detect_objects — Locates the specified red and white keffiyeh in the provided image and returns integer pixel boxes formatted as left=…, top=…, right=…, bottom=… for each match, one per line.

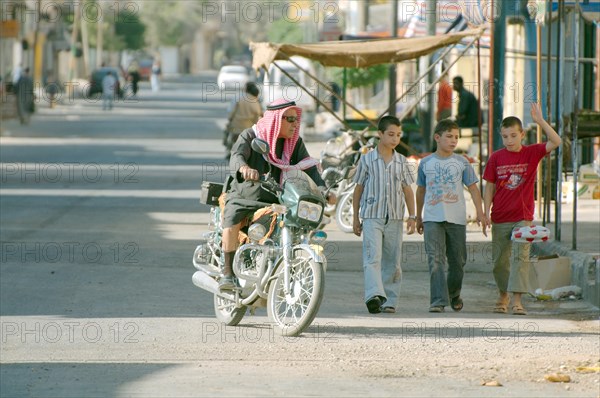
left=254, top=99, right=319, bottom=174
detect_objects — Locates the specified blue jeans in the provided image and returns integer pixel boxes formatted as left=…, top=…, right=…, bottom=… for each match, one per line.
left=423, top=222, right=466, bottom=307
left=362, top=218, right=403, bottom=307
left=103, top=93, right=114, bottom=110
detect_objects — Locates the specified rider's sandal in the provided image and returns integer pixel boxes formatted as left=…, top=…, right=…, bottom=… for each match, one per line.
left=218, top=276, right=236, bottom=292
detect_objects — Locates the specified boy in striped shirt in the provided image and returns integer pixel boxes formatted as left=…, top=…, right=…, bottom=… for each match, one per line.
left=352, top=116, right=416, bottom=314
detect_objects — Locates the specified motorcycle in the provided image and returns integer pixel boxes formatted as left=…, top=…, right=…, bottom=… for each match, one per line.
left=192, top=138, right=337, bottom=336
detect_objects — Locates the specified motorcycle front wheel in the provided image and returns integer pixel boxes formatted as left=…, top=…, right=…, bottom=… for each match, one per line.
left=214, top=294, right=246, bottom=326
left=335, top=192, right=354, bottom=233
left=267, top=248, right=325, bottom=337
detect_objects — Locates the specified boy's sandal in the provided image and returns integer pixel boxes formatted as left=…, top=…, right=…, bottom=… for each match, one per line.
left=450, top=296, right=464, bottom=312
left=493, top=302, right=508, bottom=314
left=429, top=306, right=445, bottom=313
left=512, top=305, right=527, bottom=316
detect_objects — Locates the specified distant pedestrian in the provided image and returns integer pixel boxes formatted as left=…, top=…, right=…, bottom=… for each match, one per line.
left=329, top=82, right=341, bottom=112
left=483, top=103, right=561, bottom=316
left=151, top=60, right=161, bottom=92
left=452, top=76, right=480, bottom=128
left=14, top=67, right=34, bottom=124
left=416, top=119, right=487, bottom=313
left=224, top=82, right=263, bottom=158
left=352, top=115, right=416, bottom=314
left=437, top=73, right=452, bottom=121
left=12, top=63, right=22, bottom=86
left=128, top=61, right=140, bottom=97
left=102, top=71, right=116, bottom=110
left=45, top=69, right=59, bottom=108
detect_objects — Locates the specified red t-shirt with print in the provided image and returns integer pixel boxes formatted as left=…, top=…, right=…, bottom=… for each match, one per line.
left=483, top=143, right=548, bottom=223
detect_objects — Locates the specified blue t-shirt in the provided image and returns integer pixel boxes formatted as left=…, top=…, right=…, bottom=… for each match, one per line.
left=417, top=153, right=478, bottom=225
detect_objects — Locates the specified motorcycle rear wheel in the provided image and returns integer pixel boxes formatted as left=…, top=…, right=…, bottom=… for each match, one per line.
left=214, top=294, right=246, bottom=326
left=335, top=192, right=354, bottom=233
left=267, top=248, right=325, bottom=337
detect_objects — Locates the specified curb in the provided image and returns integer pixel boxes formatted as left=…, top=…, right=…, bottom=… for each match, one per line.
left=533, top=240, right=600, bottom=309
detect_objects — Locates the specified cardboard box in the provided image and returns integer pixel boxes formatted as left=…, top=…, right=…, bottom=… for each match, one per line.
left=578, top=183, right=600, bottom=199
left=529, top=255, right=572, bottom=291
left=561, top=181, right=600, bottom=202
left=579, top=164, right=599, bottom=183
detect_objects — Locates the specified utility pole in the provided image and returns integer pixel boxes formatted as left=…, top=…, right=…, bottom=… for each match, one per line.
left=388, top=0, right=398, bottom=116
left=362, top=0, right=369, bottom=31
left=68, top=1, right=80, bottom=81
left=554, top=0, right=565, bottom=241
left=97, top=0, right=104, bottom=68
left=81, top=10, right=90, bottom=77
left=32, top=0, right=42, bottom=83
left=423, top=0, right=436, bottom=151
left=490, top=0, right=507, bottom=153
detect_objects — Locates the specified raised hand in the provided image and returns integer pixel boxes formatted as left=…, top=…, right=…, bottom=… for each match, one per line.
left=530, top=102, right=544, bottom=125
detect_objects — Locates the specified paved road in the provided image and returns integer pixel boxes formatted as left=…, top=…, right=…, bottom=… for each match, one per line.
left=1, top=75, right=598, bottom=397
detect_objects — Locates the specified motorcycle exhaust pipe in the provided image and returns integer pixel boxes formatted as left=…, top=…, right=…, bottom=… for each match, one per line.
left=192, top=271, right=236, bottom=301
left=192, top=271, right=220, bottom=295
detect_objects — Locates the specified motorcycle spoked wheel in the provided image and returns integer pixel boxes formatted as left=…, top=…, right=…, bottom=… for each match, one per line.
left=267, top=248, right=325, bottom=337
left=335, top=192, right=354, bottom=233
left=213, top=294, right=247, bottom=326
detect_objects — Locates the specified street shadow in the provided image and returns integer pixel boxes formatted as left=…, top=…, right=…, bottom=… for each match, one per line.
left=0, top=363, right=178, bottom=397
left=299, top=323, right=600, bottom=341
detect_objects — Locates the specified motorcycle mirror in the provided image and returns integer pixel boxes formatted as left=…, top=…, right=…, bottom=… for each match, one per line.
left=251, top=138, right=270, bottom=155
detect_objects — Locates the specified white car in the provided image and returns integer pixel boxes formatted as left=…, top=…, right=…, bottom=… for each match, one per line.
left=217, top=65, right=249, bottom=90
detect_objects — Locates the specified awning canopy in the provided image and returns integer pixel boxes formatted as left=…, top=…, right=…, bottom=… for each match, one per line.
left=250, top=28, right=484, bottom=71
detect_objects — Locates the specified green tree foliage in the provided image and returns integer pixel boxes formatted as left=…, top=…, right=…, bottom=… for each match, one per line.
left=139, top=2, right=204, bottom=48
left=115, top=13, right=145, bottom=50
left=81, top=0, right=145, bottom=51
left=331, top=64, right=389, bottom=89
left=267, top=18, right=304, bottom=44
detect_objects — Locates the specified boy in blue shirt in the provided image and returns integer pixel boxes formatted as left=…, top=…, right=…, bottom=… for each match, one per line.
left=352, top=116, right=416, bottom=314
left=416, top=119, right=488, bottom=312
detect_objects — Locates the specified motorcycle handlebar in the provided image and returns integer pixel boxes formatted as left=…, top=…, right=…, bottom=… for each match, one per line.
left=258, top=174, right=283, bottom=194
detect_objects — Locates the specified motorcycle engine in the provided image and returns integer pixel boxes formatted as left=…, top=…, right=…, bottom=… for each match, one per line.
left=236, top=248, right=264, bottom=283
left=194, top=243, right=210, bottom=264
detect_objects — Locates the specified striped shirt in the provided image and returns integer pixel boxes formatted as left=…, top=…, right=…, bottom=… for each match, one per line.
left=353, top=148, right=415, bottom=220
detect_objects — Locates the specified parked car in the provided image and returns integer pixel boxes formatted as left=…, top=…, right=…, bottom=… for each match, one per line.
left=137, top=59, right=153, bottom=81
left=87, top=67, right=125, bottom=98
left=217, top=65, right=249, bottom=90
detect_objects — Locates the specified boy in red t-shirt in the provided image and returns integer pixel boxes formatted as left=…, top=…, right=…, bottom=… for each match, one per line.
left=483, top=103, right=561, bottom=315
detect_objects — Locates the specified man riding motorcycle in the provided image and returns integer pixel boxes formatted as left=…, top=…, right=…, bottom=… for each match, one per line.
left=220, top=98, right=336, bottom=291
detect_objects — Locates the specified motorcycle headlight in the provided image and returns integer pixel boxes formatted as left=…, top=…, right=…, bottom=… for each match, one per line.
left=298, top=200, right=323, bottom=223
left=248, top=223, right=266, bottom=242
